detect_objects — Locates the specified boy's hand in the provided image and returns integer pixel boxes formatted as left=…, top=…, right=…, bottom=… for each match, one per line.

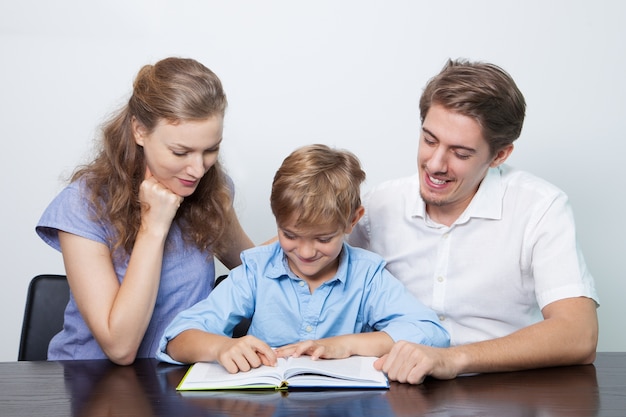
left=216, top=335, right=277, bottom=373
left=275, top=339, right=350, bottom=360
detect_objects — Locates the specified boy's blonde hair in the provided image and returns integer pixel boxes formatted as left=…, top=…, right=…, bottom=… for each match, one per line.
left=271, top=144, right=366, bottom=230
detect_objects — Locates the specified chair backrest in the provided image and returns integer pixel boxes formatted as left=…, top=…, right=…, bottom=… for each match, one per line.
left=18, top=274, right=70, bottom=361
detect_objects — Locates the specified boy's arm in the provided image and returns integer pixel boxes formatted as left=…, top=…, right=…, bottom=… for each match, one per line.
left=167, top=329, right=277, bottom=373
left=274, top=331, right=394, bottom=360
left=364, top=267, right=450, bottom=348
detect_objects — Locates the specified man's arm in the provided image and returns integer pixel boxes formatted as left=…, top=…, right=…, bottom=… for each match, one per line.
left=375, top=296, right=598, bottom=384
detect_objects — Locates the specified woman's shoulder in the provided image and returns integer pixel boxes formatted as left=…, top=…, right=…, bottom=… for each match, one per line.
left=344, top=242, right=385, bottom=262
left=42, top=178, right=87, bottom=209
left=36, top=178, right=112, bottom=250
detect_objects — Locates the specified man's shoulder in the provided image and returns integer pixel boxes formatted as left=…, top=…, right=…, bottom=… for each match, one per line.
left=342, top=243, right=387, bottom=277
left=363, top=174, right=419, bottom=207
left=367, top=173, right=419, bottom=194
left=499, top=165, right=566, bottom=199
left=344, top=243, right=385, bottom=262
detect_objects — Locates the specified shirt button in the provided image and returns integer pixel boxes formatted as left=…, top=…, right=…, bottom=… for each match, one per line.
left=437, top=276, right=444, bottom=283
left=299, top=281, right=305, bottom=287
left=442, top=233, right=449, bottom=239
left=438, top=315, right=446, bottom=321
left=305, top=325, right=313, bottom=332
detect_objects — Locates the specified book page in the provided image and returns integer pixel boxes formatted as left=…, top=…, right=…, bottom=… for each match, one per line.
left=178, top=359, right=289, bottom=390
left=177, top=356, right=388, bottom=390
left=283, top=356, right=388, bottom=387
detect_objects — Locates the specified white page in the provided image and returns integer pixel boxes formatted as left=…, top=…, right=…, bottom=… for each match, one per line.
left=283, top=356, right=387, bottom=386
left=179, top=356, right=388, bottom=390
left=179, top=359, right=288, bottom=390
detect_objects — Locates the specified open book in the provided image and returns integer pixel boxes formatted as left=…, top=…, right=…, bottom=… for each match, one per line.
left=177, top=355, right=388, bottom=391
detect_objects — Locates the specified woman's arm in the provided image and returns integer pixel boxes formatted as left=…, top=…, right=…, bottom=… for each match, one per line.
left=60, top=174, right=183, bottom=365
left=215, top=211, right=254, bottom=270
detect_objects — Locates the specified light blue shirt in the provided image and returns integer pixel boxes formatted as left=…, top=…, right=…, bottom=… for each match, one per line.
left=157, top=242, right=449, bottom=364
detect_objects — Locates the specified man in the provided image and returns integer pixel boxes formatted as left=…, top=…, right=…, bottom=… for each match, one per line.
left=348, top=59, right=599, bottom=384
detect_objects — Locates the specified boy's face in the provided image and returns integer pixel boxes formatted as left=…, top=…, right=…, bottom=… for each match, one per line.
left=278, top=218, right=348, bottom=289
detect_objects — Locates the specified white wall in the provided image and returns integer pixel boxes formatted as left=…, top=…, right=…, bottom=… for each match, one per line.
left=1, top=0, right=623, bottom=361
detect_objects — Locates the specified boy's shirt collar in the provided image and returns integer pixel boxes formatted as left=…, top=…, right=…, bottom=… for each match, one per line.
left=264, top=242, right=349, bottom=286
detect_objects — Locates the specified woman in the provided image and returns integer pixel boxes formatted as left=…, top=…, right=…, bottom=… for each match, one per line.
left=36, top=57, right=254, bottom=365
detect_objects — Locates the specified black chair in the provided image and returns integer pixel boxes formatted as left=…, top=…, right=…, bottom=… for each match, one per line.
left=18, top=274, right=70, bottom=361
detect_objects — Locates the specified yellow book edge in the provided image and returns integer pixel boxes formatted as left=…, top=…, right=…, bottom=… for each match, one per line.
left=176, top=365, right=290, bottom=391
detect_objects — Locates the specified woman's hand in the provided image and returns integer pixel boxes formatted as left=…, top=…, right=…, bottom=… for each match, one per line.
left=139, top=167, right=183, bottom=236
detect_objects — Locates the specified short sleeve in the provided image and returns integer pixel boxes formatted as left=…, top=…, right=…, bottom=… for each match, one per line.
left=36, top=180, right=114, bottom=252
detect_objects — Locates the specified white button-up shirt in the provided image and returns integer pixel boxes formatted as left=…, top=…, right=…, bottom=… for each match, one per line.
left=348, top=165, right=598, bottom=346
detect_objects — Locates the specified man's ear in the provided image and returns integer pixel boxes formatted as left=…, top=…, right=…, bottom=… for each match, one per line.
left=131, top=117, right=147, bottom=146
left=345, top=206, right=365, bottom=233
left=490, top=144, right=514, bottom=168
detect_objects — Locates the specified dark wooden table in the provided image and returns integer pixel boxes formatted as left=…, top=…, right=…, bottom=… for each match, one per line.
left=0, top=352, right=624, bottom=416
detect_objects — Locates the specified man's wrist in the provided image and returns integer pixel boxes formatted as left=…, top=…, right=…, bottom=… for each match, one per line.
left=447, top=345, right=471, bottom=377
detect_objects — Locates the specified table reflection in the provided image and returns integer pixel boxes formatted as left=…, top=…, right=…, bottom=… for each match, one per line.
left=60, top=360, right=599, bottom=417
left=62, top=360, right=158, bottom=417
left=387, top=365, right=599, bottom=417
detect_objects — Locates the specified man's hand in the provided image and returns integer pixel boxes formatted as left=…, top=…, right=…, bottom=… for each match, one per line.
left=374, top=341, right=460, bottom=384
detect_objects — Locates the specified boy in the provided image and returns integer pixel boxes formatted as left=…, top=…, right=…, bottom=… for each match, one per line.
left=157, top=144, right=449, bottom=372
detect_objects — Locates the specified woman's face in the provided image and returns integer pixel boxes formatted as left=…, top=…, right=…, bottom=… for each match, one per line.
left=133, top=115, right=224, bottom=197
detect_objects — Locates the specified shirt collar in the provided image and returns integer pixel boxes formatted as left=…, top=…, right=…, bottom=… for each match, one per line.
left=411, top=166, right=505, bottom=225
left=265, top=242, right=349, bottom=285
